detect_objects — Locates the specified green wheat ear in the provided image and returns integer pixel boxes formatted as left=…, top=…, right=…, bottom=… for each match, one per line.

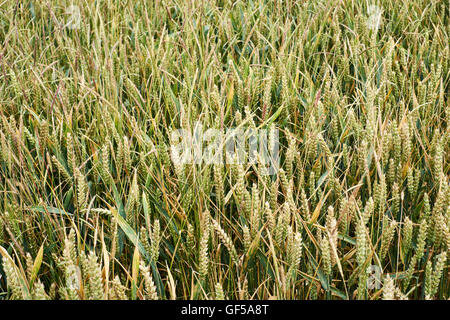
left=140, top=261, right=158, bottom=300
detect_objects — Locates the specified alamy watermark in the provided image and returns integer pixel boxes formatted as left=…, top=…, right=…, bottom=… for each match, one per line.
left=65, top=4, right=81, bottom=30
left=367, top=265, right=382, bottom=290
left=169, top=122, right=280, bottom=175
left=366, top=5, right=383, bottom=33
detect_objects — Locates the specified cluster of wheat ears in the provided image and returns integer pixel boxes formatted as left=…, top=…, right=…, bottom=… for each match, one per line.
left=0, top=0, right=448, bottom=300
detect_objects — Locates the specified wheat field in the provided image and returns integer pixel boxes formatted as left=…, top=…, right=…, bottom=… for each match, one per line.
left=0, top=0, right=448, bottom=300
